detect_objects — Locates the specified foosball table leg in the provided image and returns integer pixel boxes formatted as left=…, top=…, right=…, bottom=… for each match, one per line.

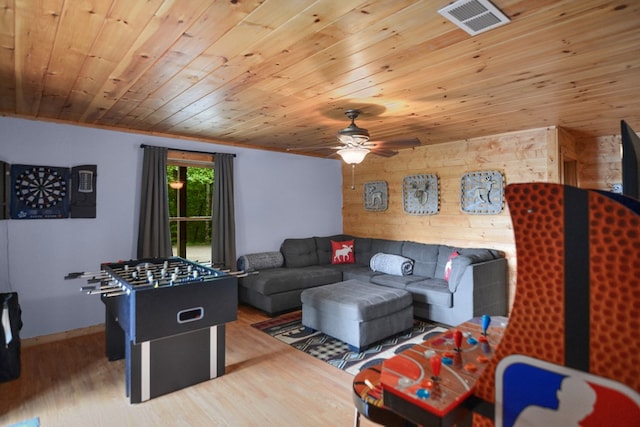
left=105, top=307, right=125, bottom=361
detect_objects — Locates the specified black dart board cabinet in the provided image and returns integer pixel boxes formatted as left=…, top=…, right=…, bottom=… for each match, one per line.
left=8, top=163, right=97, bottom=219
left=10, top=164, right=70, bottom=219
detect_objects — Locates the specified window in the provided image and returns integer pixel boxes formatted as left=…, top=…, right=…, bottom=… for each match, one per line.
left=167, top=151, right=214, bottom=263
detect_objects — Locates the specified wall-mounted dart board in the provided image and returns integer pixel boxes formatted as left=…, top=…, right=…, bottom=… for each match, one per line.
left=11, top=164, right=70, bottom=219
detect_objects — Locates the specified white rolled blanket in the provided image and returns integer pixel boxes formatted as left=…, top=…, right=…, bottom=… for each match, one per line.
left=370, top=252, right=414, bottom=276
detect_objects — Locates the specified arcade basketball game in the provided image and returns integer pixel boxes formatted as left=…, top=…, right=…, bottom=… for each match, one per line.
left=360, top=183, right=639, bottom=426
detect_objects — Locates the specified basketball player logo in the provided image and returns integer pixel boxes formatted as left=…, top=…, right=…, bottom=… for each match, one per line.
left=513, top=376, right=596, bottom=426
left=495, top=355, right=640, bottom=427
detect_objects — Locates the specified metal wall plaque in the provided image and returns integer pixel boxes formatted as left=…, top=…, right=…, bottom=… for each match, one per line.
left=460, top=170, right=504, bottom=214
left=363, top=181, right=388, bottom=211
left=402, top=174, right=439, bottom=215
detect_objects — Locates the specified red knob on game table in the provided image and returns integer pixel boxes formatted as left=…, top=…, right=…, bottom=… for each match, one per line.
left=454, top=329, right=463, bottom=351
left=430, top=354, right=442, bottom=380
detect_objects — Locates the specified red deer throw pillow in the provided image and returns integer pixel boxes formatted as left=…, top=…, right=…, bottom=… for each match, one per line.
left=331, top=240, right=355, bottom=264
left=444, top=251, right=460, bottom=281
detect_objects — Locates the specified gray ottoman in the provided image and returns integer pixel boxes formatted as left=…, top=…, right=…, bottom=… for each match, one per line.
left=300, top=279, right=413, bottom=351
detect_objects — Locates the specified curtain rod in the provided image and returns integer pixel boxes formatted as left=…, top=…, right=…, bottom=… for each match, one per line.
left=140, top=144, right=236, bottom=157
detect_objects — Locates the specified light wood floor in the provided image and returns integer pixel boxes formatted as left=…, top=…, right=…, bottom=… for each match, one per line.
left=0, top=305, right=379, bottom=427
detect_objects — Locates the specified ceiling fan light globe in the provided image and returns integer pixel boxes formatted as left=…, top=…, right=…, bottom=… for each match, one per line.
left=337, top=147, right=369, bottom=164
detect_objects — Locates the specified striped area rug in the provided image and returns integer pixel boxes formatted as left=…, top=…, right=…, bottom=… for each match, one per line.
left=252, top=311, right=446, bottom=375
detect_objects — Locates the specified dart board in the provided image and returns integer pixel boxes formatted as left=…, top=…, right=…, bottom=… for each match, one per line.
left=11, top=164, right=70, bottom=219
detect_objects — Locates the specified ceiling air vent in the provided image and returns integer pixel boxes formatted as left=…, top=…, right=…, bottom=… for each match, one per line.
left=438, top=0, right=510, bottom=36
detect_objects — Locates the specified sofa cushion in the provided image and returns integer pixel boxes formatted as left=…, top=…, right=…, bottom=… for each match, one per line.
left=406, top=279, right=453, bottom=307
left=240, top=266, right=342, bottom=296
left=401, top=241, right=439, bottom=278
left=300, top=279, right=412, bottom=322
left=237, top=251, right=284, bottom=271
left=331, top=240, right=355, bottom=264
left=342, top=265, right=383, bottom=282
left=459, top=248, right=501, bottom=260
left=370, top=273, right=424, bottom=289
left=315, top=234, right=351, bottom=264
left=447, top=248, right=500, bottom=292
left=370, top=238, right=404, bottom=256
left=281, top=237, right=318, bottom=267
left=370, top=253, right=414, bottom=276
left=353, top=237, right=373, bottom=265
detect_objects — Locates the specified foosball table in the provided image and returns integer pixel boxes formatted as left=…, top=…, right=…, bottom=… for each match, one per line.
left=68, top=257, right=237, bottom=403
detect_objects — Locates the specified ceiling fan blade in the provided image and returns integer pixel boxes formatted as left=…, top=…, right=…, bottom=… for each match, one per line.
left=368, top=137, right=421, bottom=149
left=369, top=148, right=399, bottom=158
left=286, top=145, right=343, bottom=151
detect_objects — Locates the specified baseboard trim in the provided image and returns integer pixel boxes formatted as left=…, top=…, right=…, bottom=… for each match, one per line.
left=22, top=324, right=105, bottom=348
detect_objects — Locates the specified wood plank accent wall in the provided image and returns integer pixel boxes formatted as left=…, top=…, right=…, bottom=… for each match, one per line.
left=342, top=126, right=625, bottom=311
left=342, top=127, right=569, bottom=311
left=577, top=134, right=622, bottom=191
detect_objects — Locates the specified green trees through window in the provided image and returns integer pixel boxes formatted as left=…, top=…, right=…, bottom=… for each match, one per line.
left=167, top=164, right=214, bottom=262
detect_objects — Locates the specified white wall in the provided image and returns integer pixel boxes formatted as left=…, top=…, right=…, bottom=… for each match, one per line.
left=0, top=116, right=343, bottom=338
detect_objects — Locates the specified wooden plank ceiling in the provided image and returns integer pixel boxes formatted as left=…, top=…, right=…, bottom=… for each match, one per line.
left=1, top=0, right=639, bottom=157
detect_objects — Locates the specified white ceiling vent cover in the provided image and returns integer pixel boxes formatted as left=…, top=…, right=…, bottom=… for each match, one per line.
left=439, top=0, right=510, bottom=36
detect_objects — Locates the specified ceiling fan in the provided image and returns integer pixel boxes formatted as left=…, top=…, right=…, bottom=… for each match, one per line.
left=287, top=109, right=420, bottom=164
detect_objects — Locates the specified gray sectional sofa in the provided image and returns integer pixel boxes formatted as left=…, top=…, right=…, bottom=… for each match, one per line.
left=237, top=234, right=507, bottom=326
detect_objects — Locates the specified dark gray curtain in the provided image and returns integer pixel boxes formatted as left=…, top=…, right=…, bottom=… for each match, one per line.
left=211, top=154, right=236, bottom=269
left=137, top=146, right=172, bottom=259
